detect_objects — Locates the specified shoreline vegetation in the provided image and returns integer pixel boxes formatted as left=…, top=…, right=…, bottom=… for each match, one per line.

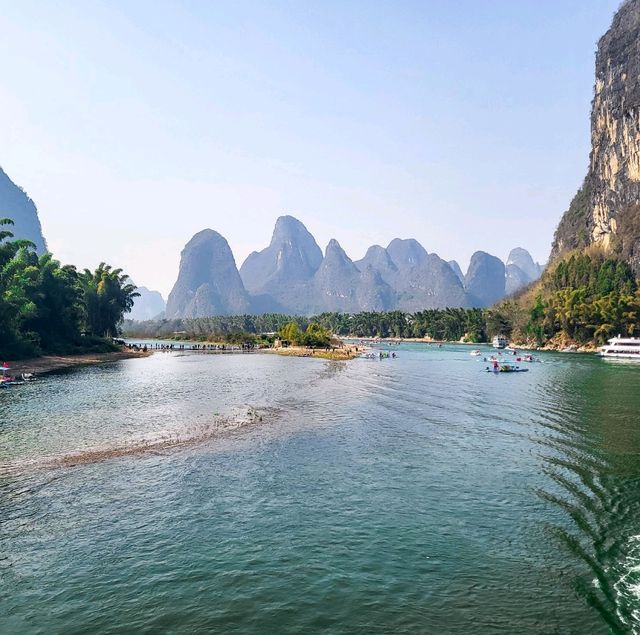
left=1, top=217, right=140, bottom=360
left=121, top=248, right=640, bottom=354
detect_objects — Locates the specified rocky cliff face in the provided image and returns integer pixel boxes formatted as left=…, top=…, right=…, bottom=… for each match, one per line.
left=129, top=287, right=166, bottom=321
left=239, top=215, right=323, bottom=312
left=240, top=216, right=322, bottom=292
left=0, top=167, right=47, bottom=253
left=551, top=0, right=640, bottom=271
left=312, top=239, right=392, bottom=313
left=386, top=238, right=428, bottom=269
left=395, top=253, right=470, bottom=310
left=448, top=260, right=465, bottom=284
left=464, top=251, right=506, bottom=307
left=166, top=229, right=251, bottom=318
left=507, top=247, right=541, bottom=281
left=354, top=245, right=398, bottom=280
left=504, top=247, right=542, bottom=295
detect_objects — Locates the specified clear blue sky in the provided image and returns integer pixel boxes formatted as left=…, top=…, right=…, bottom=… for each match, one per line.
left=0, top=0, right=621, bottom=296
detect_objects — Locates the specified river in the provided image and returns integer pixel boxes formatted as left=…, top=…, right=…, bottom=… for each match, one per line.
left=1, top=343, right=639, bottom=633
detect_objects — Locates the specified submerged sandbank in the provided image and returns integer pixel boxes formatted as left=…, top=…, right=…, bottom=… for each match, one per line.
left=7, top=348, right=152, bottom=376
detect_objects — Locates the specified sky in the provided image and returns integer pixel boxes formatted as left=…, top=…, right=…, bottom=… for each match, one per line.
left=0, top=0, right=622, bottom=297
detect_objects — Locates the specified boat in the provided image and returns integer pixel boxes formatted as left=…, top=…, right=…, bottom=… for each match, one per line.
left=486, top=364, right=528, bottom=373
left=0, top=379, right=24, bottom=386
left=599, top=335, right=640, bottom=359
left=492, top=335, right=508, bottom=349
left=470, top=349, right=482, bottom=356
left=0, top=363, right=15, bottom=386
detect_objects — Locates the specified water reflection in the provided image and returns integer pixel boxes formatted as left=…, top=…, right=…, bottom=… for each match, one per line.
left=1, top=345, right=640, bottom=633
left=533, top=359, right=640, bottom=632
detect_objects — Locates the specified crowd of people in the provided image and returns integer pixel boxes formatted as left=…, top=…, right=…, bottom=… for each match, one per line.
left=124, top=342, right=257, bottom=353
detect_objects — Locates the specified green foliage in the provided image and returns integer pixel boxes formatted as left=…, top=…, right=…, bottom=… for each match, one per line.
left=302, top=322, right=332, bottom=347
left=552, top=182, right=591, bottom=255
left=79, top=263, right=139, bottom=337
left=0, top=218, right=138, bottom=358
left=124, top=308, right=490, bottom=343
left=526, top=252, right=640, bottom=344
left=278, top=321, right=304, bottom=346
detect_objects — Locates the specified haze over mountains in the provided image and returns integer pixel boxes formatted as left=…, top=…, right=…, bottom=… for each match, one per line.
left=128, top=287, right=166, bottom=321
left=0, top=166, right=542, bottom=320
left=165, top=216, right=542, bottom=318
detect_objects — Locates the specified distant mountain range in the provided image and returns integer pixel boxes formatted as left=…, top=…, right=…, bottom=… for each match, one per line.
left=0, top=167, right=542, bottom=319
left=166, top=216, right=543, bottom=318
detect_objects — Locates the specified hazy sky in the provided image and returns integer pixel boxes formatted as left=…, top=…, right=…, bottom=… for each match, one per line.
left=0, top=0, right=621, bottom=296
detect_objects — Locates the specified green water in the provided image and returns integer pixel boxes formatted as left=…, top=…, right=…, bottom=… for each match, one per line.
left=1, top=344, right=640, bottom=633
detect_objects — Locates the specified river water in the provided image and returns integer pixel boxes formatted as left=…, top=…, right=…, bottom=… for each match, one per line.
left=1, top=344, right=640, bottom=633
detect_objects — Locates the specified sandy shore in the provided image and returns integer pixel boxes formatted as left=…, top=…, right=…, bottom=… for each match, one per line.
left=7, top=348, right=152, bottom=376
left=267, top=344, right=362, bottom=361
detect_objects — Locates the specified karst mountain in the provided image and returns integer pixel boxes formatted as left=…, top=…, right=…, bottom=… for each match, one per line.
left=165, top=216, right=541, bottom=317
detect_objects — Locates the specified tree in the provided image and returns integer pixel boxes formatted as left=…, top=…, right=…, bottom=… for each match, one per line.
left=303, top=322, right=331, bottom=347
left=278, top=321, right=303, bottom=346
left=79, top=263, right=139, bottom=337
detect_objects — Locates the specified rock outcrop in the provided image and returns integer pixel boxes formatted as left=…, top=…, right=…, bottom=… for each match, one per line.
left=505, top=264, right=531, bottom=296
left=240, top=215, right=322, bottom=292
left=506, top=247, right=541, bottom=281
left=504, top=247, right=542, bottom=295
left=448, top=260, right=465, bottom=284
left=312, top=239, right=392, bottom=313
left=0, top=167, right=47, bottom=253
left=386, top=238, right=428, bottom=269
left=551, top=0, right=640, bottom=272
left=394, top=253, right=470, bottom=310
left=166, top=229, right=251, bottom=318
left=128, top=287, right=166, bottom=321
left=464, top=251, right=506, bottom=307
left=356, top=240, right=470, bottom=309
left=354, top=244, right=398, bottom=280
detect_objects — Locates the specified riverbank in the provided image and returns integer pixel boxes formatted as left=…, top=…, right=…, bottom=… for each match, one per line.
left=7, top=348, right=152, bottom=376
left=351, top=335, right=599, bottom=353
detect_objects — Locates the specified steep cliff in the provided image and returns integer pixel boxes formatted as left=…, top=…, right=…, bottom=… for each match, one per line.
left=464, top=251, right=506, bottom=307
left=166, top=229, right=251, bottom=318
left=312, top=239, right=392, bottom=313
left=506, top=248, right=541, bottom=281
left=395, top=253, right=470, bottom=310
left=240, top=216, right=322, bottom=293
left=551, top=0, right=640, bottom=271
left=129, top=287, right=166, bottom=321
left=0, top=167, right=47, bottom=253
left=448, top=260, right=465, bottom=284
left=386, top=238, right=428, bottom=269
left=354, top=245, right=398, bottom=280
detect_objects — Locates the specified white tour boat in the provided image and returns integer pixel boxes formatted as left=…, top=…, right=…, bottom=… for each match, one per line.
left=600, top=335, right=640, bottom=359
left=492, top=335, right=508, bottom=349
